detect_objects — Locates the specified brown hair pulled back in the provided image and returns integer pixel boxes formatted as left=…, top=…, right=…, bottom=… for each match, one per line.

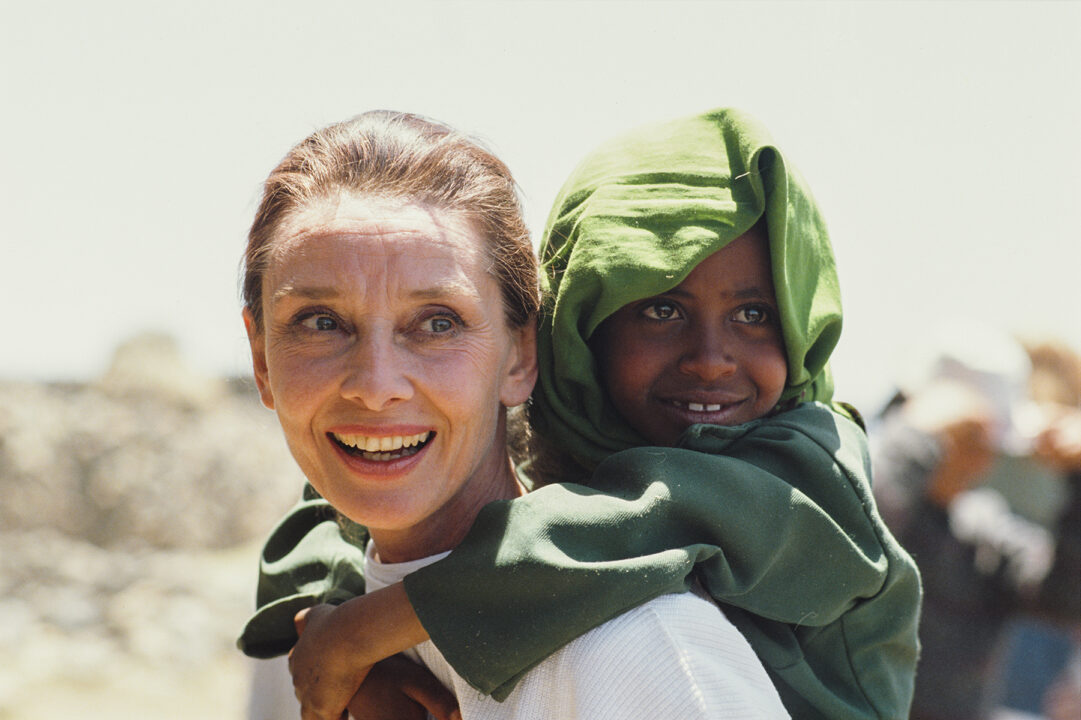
left=242, top=110, right=539, bottom=332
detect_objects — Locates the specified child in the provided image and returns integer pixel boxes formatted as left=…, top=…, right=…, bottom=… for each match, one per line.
left=240, top=107, right=922, bottom=719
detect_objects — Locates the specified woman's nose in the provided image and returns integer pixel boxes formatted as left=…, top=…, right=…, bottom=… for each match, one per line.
left=677, top=327, right=738, bottom=381
left=339, top=332, right=414, bottom=410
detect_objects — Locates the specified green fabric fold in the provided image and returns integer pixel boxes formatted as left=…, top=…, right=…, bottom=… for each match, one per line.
left=237, top=487, right=368, bottom=658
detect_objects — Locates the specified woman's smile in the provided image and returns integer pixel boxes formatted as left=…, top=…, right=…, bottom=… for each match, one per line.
left=329, top=429, right=433, bottom=460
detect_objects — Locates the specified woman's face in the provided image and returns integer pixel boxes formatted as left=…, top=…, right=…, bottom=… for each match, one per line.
left=245, top=193, right=536, bottom=561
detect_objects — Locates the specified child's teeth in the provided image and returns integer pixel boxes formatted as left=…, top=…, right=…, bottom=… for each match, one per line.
left=688, top=403, right=723, bottom=412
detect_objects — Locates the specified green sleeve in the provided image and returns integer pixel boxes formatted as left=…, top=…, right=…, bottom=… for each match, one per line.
left=236, top=483, right=369, bottom=658
left=403, top=404, right=917, bottom=712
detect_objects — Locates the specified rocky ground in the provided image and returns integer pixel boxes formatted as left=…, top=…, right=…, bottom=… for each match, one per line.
left=0, top=335, right=306, bottom=719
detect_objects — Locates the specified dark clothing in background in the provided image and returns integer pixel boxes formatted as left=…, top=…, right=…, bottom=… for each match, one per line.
left=872, top=416, right=1081, bottom=720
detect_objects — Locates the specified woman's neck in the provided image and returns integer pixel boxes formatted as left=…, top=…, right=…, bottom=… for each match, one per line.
left=368, top=453, right=525, bottom=564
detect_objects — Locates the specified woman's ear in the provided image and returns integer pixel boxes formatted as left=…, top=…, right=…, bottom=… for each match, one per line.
left=243, top=308, right=275, bottom=410
left=500, top=320, right=539, bottom=408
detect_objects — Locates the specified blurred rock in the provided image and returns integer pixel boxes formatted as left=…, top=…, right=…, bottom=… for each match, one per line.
left=97, top=332, right=228, bottom=409
left=0, top=528, right=258, bottom=717
left=0, top=336, right=304, bottom=550
left=0, top=333, right=308, bottom=718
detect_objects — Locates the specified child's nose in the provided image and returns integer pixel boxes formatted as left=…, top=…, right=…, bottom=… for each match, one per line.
left=677, top=327, right=738, bottom=381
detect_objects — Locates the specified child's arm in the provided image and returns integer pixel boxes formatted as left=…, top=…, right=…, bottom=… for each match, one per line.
left=289, top=584, right=430, bottom=720
left=237, top=489, right=454, bottom=719
left=238, top=484, right=369, bottom=659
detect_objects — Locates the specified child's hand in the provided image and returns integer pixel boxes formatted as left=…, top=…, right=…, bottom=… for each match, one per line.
left=290, top=603, right=371, bottom=720
left=287, top=584, right=431, bottom=720
left=347, top=655, right=461, bottom=720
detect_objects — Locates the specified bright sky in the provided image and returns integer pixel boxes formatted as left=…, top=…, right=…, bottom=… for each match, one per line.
left=4, top=0, right=1079, bottom=410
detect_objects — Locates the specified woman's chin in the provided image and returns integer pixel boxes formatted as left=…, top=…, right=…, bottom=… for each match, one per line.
left=327, top=491, right=433, bottom=534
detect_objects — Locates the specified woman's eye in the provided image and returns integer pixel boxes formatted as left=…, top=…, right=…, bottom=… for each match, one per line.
left=300, top=314, right=339, bottom=332
left=429, top=317, right=453, bottom=333
left=641, top=302, right=682, bottom=321
left=421, top=314, right=460, bottom=334
left=734, top=306, right=771, bottom=325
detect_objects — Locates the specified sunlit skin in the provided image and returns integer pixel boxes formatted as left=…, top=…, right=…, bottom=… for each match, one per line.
left=593, top=227, right=788, bottom=446
left=244, top=193, right=537, bottom=565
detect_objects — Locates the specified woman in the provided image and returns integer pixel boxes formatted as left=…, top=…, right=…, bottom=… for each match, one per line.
left=241, top=111, right=787, bottom=719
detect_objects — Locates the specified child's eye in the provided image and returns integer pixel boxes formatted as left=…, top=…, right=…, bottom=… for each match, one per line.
left=300, top=313, right=340, bottom=332
left=733, top=305, right=772, bottom=325
left=641, top=301, right=682, bottom=321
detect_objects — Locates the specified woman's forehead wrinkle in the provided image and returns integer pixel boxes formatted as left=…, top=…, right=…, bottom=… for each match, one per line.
left=285, top=207, right=478, bottom=257
left=270, top=284, right=339, bottom=303
left=262, top=194, right=491, bottom=316
left=407, top=279, right=482, bottom=302
left=267, top=236, right=486, bottom=310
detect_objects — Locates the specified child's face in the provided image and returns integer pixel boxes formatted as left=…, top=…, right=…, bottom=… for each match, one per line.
left=593, top=228, right=788, bottom=445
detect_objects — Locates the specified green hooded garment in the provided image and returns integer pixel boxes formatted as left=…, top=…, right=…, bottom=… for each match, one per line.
left=529, top=107, right=841, bottom=467
left=238, top=108, right=921, bottom=719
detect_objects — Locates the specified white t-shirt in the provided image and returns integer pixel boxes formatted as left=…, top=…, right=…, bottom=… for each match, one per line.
left=365, top=543, right=789, bottom=720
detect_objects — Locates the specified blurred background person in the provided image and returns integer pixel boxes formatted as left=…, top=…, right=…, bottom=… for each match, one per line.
left=869, top=326, right=1081, bottom=720
left=984, top=337, right=1081, bottom=720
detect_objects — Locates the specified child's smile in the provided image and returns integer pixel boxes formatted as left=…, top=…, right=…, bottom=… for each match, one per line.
left=593, top=226, right=788, bottom=445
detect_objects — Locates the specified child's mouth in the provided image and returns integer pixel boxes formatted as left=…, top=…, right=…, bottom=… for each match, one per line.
left=329, top=431, right=433, bottom=462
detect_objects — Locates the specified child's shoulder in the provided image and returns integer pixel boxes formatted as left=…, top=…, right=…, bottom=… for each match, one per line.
left=672, top=401, right=867, bottom=464
left=759, top=402, right=872, bottom=481
left=772, top=400, right=866, bottom=432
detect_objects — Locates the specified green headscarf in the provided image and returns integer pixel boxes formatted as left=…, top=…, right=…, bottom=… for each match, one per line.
left=530, top=108, right=843, bottom=467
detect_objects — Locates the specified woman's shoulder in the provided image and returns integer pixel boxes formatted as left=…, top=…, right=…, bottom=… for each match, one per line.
left=525, top=592, right=789, bottom=718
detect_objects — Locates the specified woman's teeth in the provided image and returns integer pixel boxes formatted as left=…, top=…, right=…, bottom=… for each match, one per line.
left=331, top=431, right=432, bottom=460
